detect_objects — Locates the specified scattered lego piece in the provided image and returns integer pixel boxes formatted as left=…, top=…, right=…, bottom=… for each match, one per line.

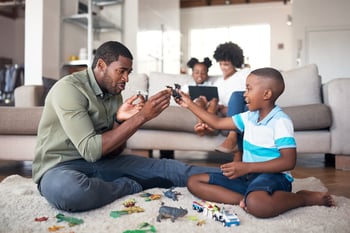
left=110, top=206, right=145, bottom=218
left=110, top=210, right=129, bottom=218
left=163, top=187, right=181, bottom=201
left=145, top=194, right=162, bottom=201
left=123, top=198, right=136, bottom=207
left=48, top=225, right=65, bottom=232
left=166, top=83, right=182, bottom=100
left=196, top=220, right=206, bottom=226
left=140, top=192, right=162, bottom=201
left=123, top=222, right=156, bottom=233
left=140, top=192, right=152, bottom=197
left=187, top=215, right=199, bottom=221
left=34, top=216, right=49, bottom=222
left=123, top=206, right=145, bottom=214
left=56, top=213, right=84, bottom=226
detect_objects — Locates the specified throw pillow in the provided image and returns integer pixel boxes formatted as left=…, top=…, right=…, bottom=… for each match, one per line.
left=42, top=77, right=57, bottom=100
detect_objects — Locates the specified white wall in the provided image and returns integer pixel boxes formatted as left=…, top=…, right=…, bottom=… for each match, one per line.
left=0, top=15, right=24, bottom=65
left=123, top=0, right=139, bottom=72
left=25, top=0, right=43, bottom=85
left=43, top=0, right=61, bottom=80
left=292, top=0, right=350, bottom=82
left=181, top=0, right=350, bottom=81
left=181, top=2, right=293, bottom=71
left=8, top=0, right=350, bottom=84
left=137, top=0, right=180, bottom=74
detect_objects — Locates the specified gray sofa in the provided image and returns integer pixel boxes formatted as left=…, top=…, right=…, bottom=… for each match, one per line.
left=0, top=64, right=349, bottom=170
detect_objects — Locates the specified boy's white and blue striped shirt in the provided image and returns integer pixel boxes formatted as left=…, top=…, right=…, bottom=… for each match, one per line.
left=233, top=105, right=296, bottom=180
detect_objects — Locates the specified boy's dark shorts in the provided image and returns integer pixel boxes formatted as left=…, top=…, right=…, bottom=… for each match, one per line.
left=208, top=172, right=292, bottom=198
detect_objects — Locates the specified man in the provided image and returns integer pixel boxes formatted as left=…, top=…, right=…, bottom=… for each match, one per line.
left=33, top=41, right=220, bottom=212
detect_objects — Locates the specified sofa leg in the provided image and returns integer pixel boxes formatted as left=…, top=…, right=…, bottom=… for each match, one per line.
left=127, top=149, right=153, bottom=158
left=324, top=153, right=335, bottom=167
left=335, top=154, right=350, bottom=170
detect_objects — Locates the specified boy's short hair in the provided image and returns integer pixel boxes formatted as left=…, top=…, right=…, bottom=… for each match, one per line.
left=251, top=67, right=285, bottom=98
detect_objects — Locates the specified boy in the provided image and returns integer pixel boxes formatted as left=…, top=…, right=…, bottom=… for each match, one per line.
left=175, top=67, right=334, bottom=218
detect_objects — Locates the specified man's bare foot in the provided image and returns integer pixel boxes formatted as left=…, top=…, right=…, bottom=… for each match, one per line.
left=296, top=190, right=335, bottom=207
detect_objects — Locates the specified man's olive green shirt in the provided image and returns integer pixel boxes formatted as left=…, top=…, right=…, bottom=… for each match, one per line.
left=32, top=68, right=123, bottom=183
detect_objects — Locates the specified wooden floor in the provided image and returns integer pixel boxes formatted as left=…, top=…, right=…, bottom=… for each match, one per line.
left=0, top=152, right=349, bottom=198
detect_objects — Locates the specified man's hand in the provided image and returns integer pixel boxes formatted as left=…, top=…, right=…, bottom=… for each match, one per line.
left=139, top=89, right=171, bottom=121
left=117, top=94, right=146, bottom=121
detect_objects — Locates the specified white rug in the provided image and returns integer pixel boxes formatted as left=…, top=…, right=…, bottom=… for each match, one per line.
left=0, top=175, right=349, bottom=233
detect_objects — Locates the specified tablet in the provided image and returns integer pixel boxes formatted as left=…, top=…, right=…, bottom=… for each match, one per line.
left=188, top=85, right=219, bottom=101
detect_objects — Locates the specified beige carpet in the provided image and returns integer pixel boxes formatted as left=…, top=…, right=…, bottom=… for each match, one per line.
left=0, top=175, right=349, bottom=233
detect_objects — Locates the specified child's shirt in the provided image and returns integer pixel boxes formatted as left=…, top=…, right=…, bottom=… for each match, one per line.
left=214, top=67, right=250, bottom=106
left=233, top=105, right=296, bottom=180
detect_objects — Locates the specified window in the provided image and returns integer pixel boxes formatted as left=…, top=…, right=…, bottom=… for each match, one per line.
left=188, top=24, right=270, bottom=75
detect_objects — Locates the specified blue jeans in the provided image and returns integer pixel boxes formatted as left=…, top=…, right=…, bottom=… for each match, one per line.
left=38, top=154, right=220, bottom=212
left=227, top=91, right=247, bottom=117
left=226, top=91, right=247, bottom=150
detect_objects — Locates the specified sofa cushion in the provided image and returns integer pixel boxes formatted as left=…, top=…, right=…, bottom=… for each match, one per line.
left=122, top=73, right=149, bottom=100
left=283, top=104, right=331, bottom=131
left=148, top=72, right=193, bottom=106
left=42, top=77, right=58, bottom=101
left=14, top=85, right=45, bottom=107
left=148, top=72, right=221, bottom=106
left=141, top=106, right=198, bottom=133
left=277, top=64, right=322, bottom=107
left=0, top=107, right=43, bottom=135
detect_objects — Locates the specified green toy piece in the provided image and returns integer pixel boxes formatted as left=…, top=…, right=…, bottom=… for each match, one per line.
left=55, top=213, right=84, bottom=226
left=110, top=210, right=129, bottom=218
left=110, top=206, right=145, bottom=218
left=122, top=222, right=156, bottom=233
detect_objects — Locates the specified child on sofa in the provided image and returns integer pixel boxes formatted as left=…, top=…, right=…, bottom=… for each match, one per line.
left=175, top=67, right=334, bottom=218
left=182, top=57, right=219, bottom=136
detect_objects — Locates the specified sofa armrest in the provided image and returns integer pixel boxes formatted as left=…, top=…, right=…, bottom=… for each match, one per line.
left=323, top=78, right=350, bottom=154
left=14, top=85, right=44, bottom=107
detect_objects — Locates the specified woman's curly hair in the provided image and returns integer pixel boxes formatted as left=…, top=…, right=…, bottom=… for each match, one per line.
left=187, top=57, right=212, bottom=69
left=213, top=42, right=244, bottom=68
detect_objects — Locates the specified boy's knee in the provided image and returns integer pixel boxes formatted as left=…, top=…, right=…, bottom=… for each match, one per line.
left=186, top=175, right=196, bottom=189
left=245, top=192, right=275, bottom=218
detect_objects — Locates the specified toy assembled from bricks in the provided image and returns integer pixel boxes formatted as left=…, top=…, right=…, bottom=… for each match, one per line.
left=175, top=67, right=335, bottom=218
left=32, top=41, right=221, bottom=212
left=192, top=200, right=240, bottom=227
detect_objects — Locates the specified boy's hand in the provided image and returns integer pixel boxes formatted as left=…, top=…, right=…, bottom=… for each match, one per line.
left=117, top=94, right=145, bottom=121
left=174, top=90, right=192, bottom=108
left=194, top=122, right=216, bottom=135
left=220, top=161, right=247, bottom=179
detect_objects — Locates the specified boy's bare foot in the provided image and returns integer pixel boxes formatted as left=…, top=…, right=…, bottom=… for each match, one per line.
left=296, top=190, right=335, bottom=207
